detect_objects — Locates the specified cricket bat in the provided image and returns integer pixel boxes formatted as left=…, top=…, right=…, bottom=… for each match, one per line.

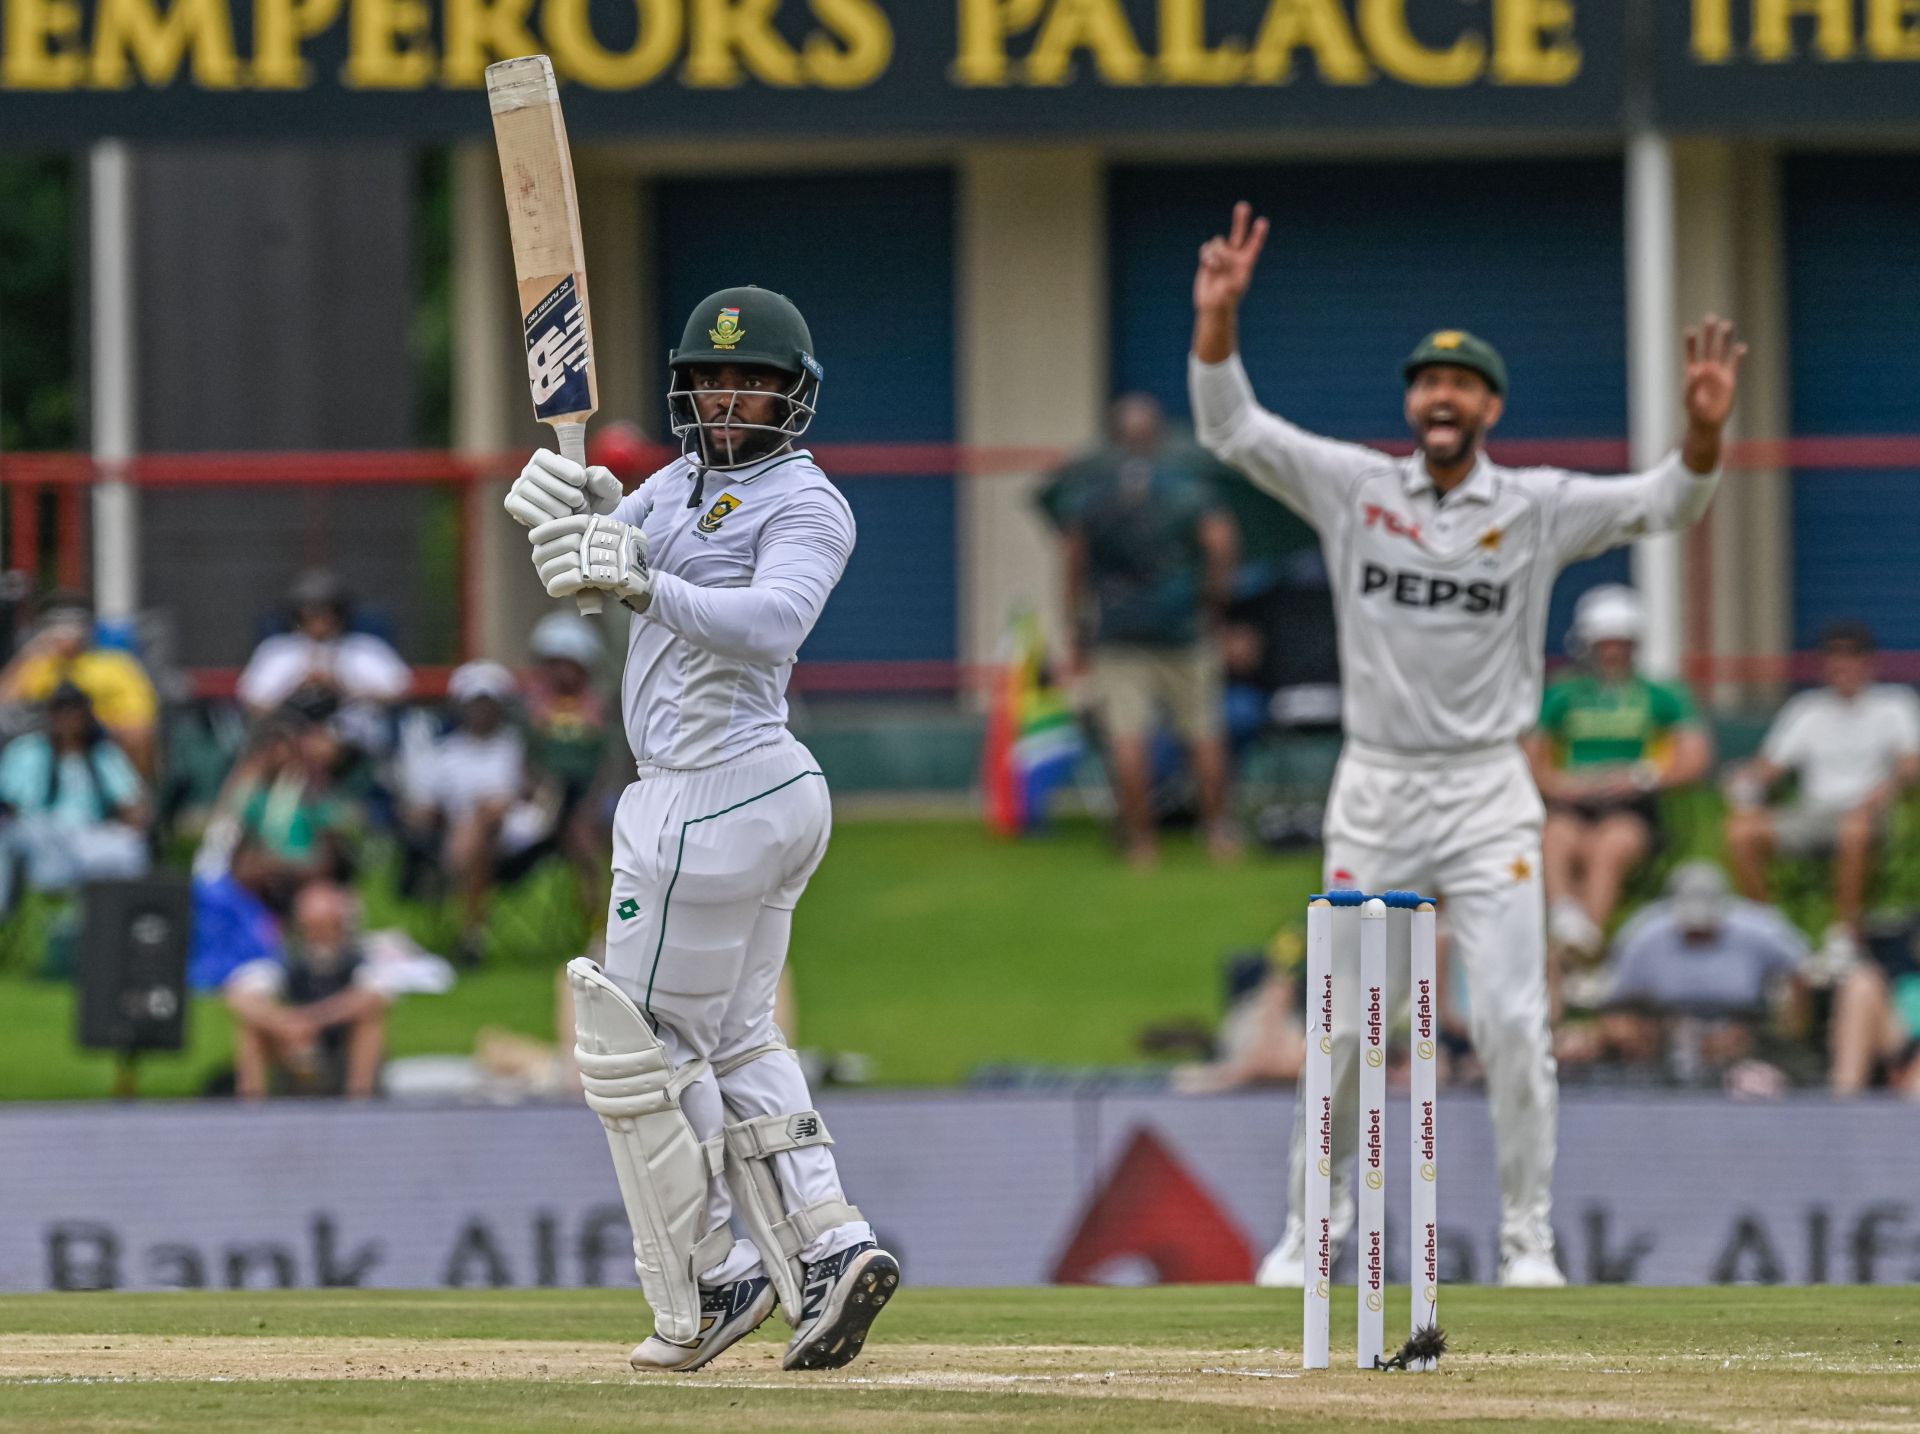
left=486, top=54, right=602, bottom=614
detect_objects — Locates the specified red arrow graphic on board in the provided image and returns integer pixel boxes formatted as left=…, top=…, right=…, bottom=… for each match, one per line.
left=1053, top=1127, right=1256, bottom=1285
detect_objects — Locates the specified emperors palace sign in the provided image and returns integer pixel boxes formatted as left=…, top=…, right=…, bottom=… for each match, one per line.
left=0, top=0, right=1916, bottom=139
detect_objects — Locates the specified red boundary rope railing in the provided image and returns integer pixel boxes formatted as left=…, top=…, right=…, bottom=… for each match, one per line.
left=5, top=440, right=1916, bottom=698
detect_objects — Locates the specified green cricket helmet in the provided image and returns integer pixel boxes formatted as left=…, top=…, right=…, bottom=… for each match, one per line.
left=666, top=286, right=824, bottom=471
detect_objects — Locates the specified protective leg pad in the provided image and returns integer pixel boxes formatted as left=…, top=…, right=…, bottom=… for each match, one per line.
left=710, top=1060, right=862, bottom=1324
left=570, top=958, right=725, bottom=1346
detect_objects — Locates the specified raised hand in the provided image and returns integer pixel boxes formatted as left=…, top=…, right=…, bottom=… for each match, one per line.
left=1683, top=314, right=1747, bottom=432
left=1193, top=201, right=1270, bottom=316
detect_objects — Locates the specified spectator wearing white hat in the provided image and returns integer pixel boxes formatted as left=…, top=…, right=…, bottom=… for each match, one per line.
left=400, top=659, right=540, bottom=964
left=1526, top=585, right=1712, bottom=1002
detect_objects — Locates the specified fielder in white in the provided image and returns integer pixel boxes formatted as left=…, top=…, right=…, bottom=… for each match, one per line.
left=1189, top=204, right=1745, bottom=1286
left=505, top=285, right=899, bottom=1370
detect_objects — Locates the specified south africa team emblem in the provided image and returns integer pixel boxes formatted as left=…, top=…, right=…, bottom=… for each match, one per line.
left=698, top=493, right=743, bottom=534
left=708, top=306, right=744, bottom=350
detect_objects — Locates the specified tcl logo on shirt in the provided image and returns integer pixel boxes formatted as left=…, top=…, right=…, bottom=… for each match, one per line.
left=1360, top=562, right=1510, bottom=614
left=1363, top=504, right=1424, bottom=544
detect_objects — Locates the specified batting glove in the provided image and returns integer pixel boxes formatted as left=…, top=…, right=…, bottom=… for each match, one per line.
left=505, top=449, right=623, bottom=528
left=529, top=513, right=653, bottom=612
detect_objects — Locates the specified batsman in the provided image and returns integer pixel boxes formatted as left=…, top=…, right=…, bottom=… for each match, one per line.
left=505, top=286, right=900, bottom=1369
left=1191, top=204, right=1745, bottom=1285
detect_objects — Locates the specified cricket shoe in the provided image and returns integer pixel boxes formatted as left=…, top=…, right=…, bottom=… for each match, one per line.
left=629, top=1274, right=776, bottom=1372
left=1254, top=1186, right=1355, bottom=1288
left=782, top=1241, right=901, bottom=1371
left=1499, top=1250, right=1568, bottom=1289
left=1254, top=1218, right=1308, bottom=1287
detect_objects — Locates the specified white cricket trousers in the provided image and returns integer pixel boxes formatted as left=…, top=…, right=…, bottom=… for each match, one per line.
left=600, top=735, right=872, bottom=1282
left=1287, top=738, right=1556, bottom=1261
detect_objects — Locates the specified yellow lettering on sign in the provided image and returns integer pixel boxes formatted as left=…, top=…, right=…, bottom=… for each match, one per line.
left=3, top=0, right=87, bottom=88
left=1159, top=0, right=1247, bottom=84
left=441, top=0, right=539, bottom=85
left=1490, top=0, right=1580, bottom=84
left=954, top=0, right=1047, bottom=86
left=547, top=0, right=680, bottom=87
left=253, top=0, right=345, bottom=87
left=91, top=0, right=241, bottom=87
left=804, top=0, right=893, bottom=88
left=344, top=0, right=436, bottom=86
left=1025, top=0, right=1149, bottom=85
left=1690, top=0, right=1733, bottom=61
left=1248, top=0, right=1373, bottom=84
left=686, top=0, right=804, bottom=86
left=1752, top=0, right=1854, bottom=59
left=1867, top=0, right=1920, bottom=57
left=1358, top=0, right=1484, bottom=86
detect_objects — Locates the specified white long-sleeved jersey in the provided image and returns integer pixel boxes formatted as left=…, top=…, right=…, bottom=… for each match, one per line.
left=1191, top=354, right=1720, bottom=753
left=608, top=448, right=854, bottom=770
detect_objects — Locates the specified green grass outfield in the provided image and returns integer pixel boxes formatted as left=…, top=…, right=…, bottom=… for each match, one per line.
left=0, top=1286, right=1913, bottom=1431
left=0, top=821, right=1318, bottom=1099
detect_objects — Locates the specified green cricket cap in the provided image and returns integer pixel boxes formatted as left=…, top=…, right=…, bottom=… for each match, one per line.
left=1403, top=329, right=1507, bottom=396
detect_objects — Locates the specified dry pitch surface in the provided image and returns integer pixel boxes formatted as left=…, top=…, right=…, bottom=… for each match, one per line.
left=0, top=1286, right=1913, bottom=1431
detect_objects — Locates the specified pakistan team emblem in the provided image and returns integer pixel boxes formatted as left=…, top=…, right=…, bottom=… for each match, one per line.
left=1431, top=330, right=1465, bottom=349
left=708, top=306, right=744, bottom=350
left=698, top=493, right=743, bottom=534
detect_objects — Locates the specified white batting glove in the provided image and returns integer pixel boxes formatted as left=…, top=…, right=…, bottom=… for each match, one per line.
left=529, top=513, right=653, bottom=612
left=505, top=450, right=623, bottom=528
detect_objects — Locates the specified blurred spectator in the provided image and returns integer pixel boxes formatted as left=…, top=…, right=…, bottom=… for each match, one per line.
left=1724, top=622, right=1920, bottom=973
left=1527, top=585, right=1712, bottom=989
left=1589, top=862, right=1807, bottom=1092
left=0, top=683, right=149, bottom=914
left=0, top=590, right=159, bottom=775
left=1828, top=913, right=1920, bottom=1098
left=237, top=569, right=411, bottom=751
left=1045, top=393, right=1240, bottom=867
left=1169, top=930, right=1309, bottom=1093
left=187, top=836, right=287, bottom=992
left=522, top=611, right=614, bottom=909
left=223, top=880, right=388, bottom=1099
left=401, top=660, right=546, bottom=965
left=195, top=703, right=359, bottom=886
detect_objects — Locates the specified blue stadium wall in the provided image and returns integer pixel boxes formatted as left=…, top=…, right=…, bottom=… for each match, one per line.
left=1784, top=153, right=1920, bottom=652
left=1108, top=157, right=1631, bottom=655
left=653, top=170, right=959, bottom=668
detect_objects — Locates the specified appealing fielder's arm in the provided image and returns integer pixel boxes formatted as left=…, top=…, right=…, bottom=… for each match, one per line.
left=1189, top=204, right=1379, bottom=528
left=1549, top=316, right=1746, bottom=564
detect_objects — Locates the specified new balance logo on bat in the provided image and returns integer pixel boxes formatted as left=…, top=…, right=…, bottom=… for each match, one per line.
left=525, top=275, right=592, bottom=417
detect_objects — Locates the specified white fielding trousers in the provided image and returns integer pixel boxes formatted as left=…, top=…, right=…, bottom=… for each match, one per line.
left=1287, top=739, right=1556, bottom=1260
left=600, top=735, right=871, bottom=1283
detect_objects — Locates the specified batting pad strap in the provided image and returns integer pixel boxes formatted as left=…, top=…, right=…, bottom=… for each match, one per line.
left=724, top=1111, right=832, bottom=1161
left=774, top=1199, right=864, bottom=1258
left=713, top=1040, right=792, bottom=1080
left=577, top=1050, right=711, bottom=1120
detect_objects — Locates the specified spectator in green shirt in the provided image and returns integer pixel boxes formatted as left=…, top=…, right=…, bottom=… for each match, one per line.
left=1525, top=586, right=1712, bottom=988
left=1045, top=394, right=1239, bottom=868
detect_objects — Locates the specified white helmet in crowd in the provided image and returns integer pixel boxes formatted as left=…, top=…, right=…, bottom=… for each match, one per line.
left=1570, top=584, right=1645, bottom=654
left=530, top=610, right=603, bottom=670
